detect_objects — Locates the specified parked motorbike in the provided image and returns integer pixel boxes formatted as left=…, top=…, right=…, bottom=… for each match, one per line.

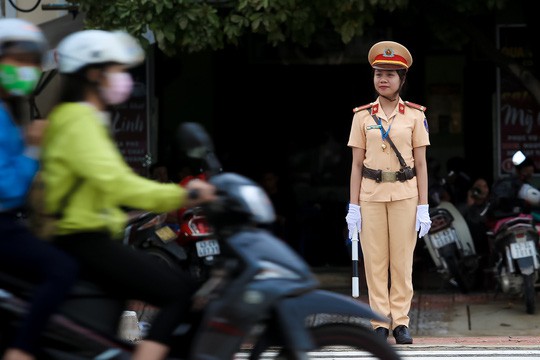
left=486, top=154, right=540, bottom=314
left=0, top=122, right=401, bottom=360
left=487, top=213, right=540, bottom=314
left=422, top=199, right=480, bottom=293
left=124, top=173, right=218, bottom=285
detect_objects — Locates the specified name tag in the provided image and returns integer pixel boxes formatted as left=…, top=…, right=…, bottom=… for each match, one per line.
left=366, top=124, right=382, bottom=130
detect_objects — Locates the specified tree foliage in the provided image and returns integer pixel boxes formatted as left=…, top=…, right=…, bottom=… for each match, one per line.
left=74, top=0, right=409, bottom=55
left=74, top=0, right=539, bottom=103
left=73, top=0, right=518, bottom=55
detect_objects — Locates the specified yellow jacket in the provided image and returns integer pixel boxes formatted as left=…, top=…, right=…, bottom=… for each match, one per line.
left=42, top=102, right=186, bottom=238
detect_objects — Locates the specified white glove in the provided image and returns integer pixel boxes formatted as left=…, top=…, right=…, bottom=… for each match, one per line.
left=416, top=204, right=432, bottom=238
left=345, top=204, right=361, bottom=238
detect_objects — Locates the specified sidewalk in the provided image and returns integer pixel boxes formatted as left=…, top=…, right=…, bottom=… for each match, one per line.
left=312, top=266, right=540, bottom=348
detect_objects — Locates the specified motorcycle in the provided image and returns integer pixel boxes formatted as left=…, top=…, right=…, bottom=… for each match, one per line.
left=122, top=210, right=188, bottom=329
left=122, top=205, right=217, bottom=332
left=122, top=178, right=218, bottom=333
left=486, top=154, right=540, bottom=314
left=124, top=210, right=187, bottom=271
left=124, top=173, right=218, bottom=285
left=487, top=213, right=540, bottom=314
left=422, top=181, right=480, bottom=293
left=174, top=173, right=219, bottom=283
left=0, top=122, right=401, bottom=360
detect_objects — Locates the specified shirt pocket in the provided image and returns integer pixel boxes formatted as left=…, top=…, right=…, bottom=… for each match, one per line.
left=361, top=178, right=376, bottom=195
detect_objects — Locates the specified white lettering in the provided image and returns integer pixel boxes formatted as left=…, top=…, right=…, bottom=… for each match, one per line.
left=111, top=113, right=145, bottom=135
left=501, top=104, right=537, bottom=134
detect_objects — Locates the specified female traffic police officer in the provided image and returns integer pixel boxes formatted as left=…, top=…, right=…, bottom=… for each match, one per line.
left=345, top=41, right=431, bottom=344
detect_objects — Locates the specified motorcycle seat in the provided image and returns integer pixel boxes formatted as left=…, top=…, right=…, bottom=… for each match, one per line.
left=492, top=214, right=533, bottom=234
left=428, top=208, right=454, bottom=233
left=126, top=210, right=159, bottom=226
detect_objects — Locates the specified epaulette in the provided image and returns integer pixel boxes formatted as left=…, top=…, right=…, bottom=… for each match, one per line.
left=352, top=103, right=373, bottom=113
left=404, top=101, right=427, bottom=112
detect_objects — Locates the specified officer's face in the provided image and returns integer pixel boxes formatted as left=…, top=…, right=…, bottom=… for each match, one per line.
left=373, top=69, right=401, bottom=97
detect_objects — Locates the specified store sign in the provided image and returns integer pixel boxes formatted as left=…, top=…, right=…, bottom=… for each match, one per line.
left=111, top=64, right=150, bottom=176
left=496, top=24, right=540, bottom=176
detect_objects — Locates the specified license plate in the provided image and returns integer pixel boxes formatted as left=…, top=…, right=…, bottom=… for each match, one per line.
left=155, top=226, right=177, bottom=242
left=196, top=239, right=220, bottom=257
left=430, top=228, right=457, bottom=249
left=510, top=241, right=536, bottom=259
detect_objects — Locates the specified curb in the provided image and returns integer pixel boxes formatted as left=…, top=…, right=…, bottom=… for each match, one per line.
left=394, top=336, right=540, bottom=348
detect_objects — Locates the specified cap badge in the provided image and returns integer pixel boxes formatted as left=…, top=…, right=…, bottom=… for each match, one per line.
left=383, top=48, right=394, bottom=57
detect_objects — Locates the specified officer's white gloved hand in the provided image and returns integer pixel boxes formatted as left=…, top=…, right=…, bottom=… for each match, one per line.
left=345, top=203, right=361, bottom=238
left=416, top=204, right=431, bottom=238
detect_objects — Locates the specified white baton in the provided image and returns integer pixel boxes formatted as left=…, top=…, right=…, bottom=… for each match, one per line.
left=351, top=226, right=360, bottom=298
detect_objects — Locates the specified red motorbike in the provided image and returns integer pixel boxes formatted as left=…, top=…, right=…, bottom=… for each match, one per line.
left=173, top=174, right=219, bottom=282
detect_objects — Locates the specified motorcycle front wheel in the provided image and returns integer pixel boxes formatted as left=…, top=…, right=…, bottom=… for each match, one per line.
left=247, top=323, right=401, bottom=360
left=443, top=254, right=475, bottom=294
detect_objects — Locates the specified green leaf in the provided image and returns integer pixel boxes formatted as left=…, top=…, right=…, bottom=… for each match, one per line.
left=179, top=17, right=189, bottom=30
left=230, top=14, right=244, bottom=23
left=154, top=29, right=165, bottom=44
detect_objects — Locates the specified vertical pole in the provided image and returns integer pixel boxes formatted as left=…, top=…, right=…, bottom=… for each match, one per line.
left=351, top=226, right=360, bottom=298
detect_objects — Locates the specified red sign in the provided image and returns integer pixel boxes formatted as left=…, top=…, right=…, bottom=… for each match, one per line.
left=497, top=25, right=540, bottom=176
left=111, top=64, right=149, bottom=176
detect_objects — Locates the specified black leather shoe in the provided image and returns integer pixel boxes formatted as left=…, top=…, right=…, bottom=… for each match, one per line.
left=393, top=325, right=413, bottom=344
left=374, top=327, right=389, bottom=339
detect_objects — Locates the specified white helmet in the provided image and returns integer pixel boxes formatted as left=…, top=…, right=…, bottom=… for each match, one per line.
left=56, top=30, right=144, bottom=73
left=0, top=18, right=47, bottom=59
left=512, top=151, right=527, bottom=166
left=518, top=183, right=540, bottom=206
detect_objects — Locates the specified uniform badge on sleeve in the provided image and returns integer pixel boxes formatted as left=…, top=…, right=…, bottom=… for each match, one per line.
left=423, top=118, right=429, bottom=133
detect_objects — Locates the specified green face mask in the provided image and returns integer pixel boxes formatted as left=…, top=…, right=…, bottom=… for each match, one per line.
left=0, top=63, right=41, bottom=97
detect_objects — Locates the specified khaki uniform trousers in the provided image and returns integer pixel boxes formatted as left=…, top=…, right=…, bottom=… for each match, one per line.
left=360, top=196, right=418, bottom=330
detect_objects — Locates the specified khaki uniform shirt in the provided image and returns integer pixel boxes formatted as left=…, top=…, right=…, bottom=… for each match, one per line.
left=348, top=98, right=430, bottom=202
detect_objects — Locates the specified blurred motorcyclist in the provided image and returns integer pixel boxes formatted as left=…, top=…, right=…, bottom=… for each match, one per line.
left=0, top=18, right=78, bottom=360
left=489, top=151, right=539, bottom=219
left=42, top=29, right=215, bottom=360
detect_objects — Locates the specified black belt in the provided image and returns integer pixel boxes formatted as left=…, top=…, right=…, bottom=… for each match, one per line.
left=362, top=166, right=416, bottom=183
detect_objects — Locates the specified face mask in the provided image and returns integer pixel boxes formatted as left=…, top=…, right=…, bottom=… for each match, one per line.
left=0, top=63, right=41, bottom=96
left=99, top=72, right=134, bottom=105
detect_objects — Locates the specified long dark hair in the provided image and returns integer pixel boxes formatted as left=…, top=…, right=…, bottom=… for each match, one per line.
left=396, top=69, right=407, bottom=84
left=56, top=63, right=111, bottom=104
left=58, top=73, right=93, bottom=103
